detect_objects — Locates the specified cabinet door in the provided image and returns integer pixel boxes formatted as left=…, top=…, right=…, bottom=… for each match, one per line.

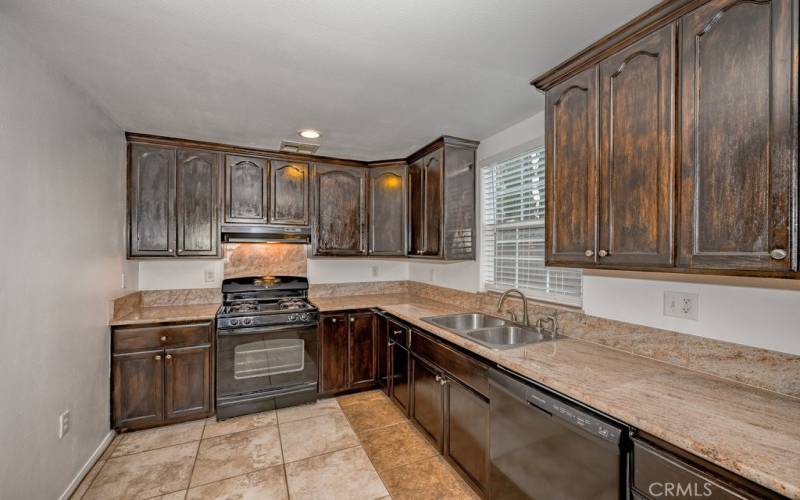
left=389, top=344, right=410, bottom=414
left=176, top=150, right=219, bottom=257
left=376, top=314, right=390, bottom=394
left=545, top=67, right=598, bottom=266
left=678, top=0, right=797, bottom=272
left=319, top=314, right=349, bottom=394
left=112, top=349, right=164, bottom=429
left=408, top=158, right=425, bottom=255
left=164, top=345, right=211, bottom=420
left=270, top=161, right=309, bottom=226
left=225, top=155, right=268, bottom=224
left=411, top=355, right=445, bottom=450
left=422, top=149, right=443, bottom=256
left=348, top=311, right=376, bottom=389
left=313, top=164, right=368, bottom=255
left=129, top=144, right=175, bottom=257
left=369, top=164, right=407, bottom=255
left=598, top=25, right=676, bottom=267
left=445, top=378, right=490, bottom=494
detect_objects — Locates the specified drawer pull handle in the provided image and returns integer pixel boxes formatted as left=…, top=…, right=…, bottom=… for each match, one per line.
left=155, top=355, right=161, bottom=361
left=771, top=248, right=788, bottom=260
left=160, top=336, right=167, bottom=341
left=393, top=330, right=403, bottom=335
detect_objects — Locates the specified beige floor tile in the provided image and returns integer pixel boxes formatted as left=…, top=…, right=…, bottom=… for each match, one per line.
left=190, top=425, right=283, bottom=487
left=186, top=465, right=288, bottom=500
left=83, top=442, right=197, bottom=500
left=336, top=389, right=386, bottom=407
left=275, top=398, right=342, bottom=424
left=113, top=421, right=204, bottom=457
left=380, top=456, right=478, bottom=500
left=279, top=412, right=359, bottom=463
left=359, top=421, right=438, bottom=472
left=202, top=411, right=276, bottom=439
left=69, top=459, right=105, bottom=499
left=340, top=397, right=406, bottom=436
left=155, top=491, right=187, bottom=500
left=285, top=446, right=388, bottom=500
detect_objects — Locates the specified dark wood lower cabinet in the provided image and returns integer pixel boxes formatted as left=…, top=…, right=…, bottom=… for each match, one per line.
left=349, top=311, right=376, bottom=389
left=411, top=355, right=445, bottom=450
left=445, top=378, right=491, bottom=494
left=388, top=319, right=411, bottom=414
left=319, top=313, right=349, bottom=394
left=111, top=321, right=213, bottom=431
left=319, top=310, right=378, bottom=396
left=376, top=313, right=390, bottom=394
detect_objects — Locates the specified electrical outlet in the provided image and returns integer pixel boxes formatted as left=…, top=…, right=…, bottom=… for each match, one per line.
left=58, top=410, right=70, bottom=439
left=204, top=269, right=216, bottom=284
left=371, top=265, right=379, bottom=277
left=428, top=269, right=436, bottom=281
left=663, top=291, right=699, bottom=320
left=120, top=272, right=126, bottom=290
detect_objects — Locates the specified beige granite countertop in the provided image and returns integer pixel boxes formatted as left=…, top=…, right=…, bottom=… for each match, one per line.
left=110, top=303, right=221, bottom=326
left=310, top=294, right=800, bottom=498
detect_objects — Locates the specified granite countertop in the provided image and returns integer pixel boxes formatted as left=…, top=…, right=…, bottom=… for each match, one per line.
left=310, top=294, right=800, bottom=498
left=110, top=303, right=221, bottom=326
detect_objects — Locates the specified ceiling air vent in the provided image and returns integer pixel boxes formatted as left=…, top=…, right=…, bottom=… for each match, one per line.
left=280, top=140, right=319, bottom=154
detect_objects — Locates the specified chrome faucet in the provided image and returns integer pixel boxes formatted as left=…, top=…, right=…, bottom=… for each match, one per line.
left=536, top=314, right=559, bottom=336
left=496, top=289, right=529, bottom=326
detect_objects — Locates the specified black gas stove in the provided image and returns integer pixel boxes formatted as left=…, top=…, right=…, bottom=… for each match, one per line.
left=215, top=276, right=319, bottom=420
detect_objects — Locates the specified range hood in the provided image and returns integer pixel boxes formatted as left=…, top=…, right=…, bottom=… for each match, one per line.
left=221, top=225, right=310, bottom=244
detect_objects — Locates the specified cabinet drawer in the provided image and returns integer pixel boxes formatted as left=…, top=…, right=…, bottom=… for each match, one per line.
left=387, top=319, right=409, bottom=347
left=411, top=329, right=489, bottom=397
left=113, top=322, right=212, bottom=353
left=633, top=437, right=781, bottom=499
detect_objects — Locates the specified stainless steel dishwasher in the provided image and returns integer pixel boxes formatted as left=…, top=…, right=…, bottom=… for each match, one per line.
left=489, top=368, right=630, bottom=499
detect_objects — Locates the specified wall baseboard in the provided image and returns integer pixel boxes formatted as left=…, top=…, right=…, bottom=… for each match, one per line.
left=59, top=430, right=115, bottom=500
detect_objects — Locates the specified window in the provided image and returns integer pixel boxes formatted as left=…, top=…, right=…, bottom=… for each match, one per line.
left=481, top=147, right=582, bottom=306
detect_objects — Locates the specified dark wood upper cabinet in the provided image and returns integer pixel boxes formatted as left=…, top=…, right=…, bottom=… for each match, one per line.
left=164, top=345, right=211, bottom=420
left=408, top=158, right=425, bottom=256
left=678, top=0, right=797, bottom=272
left=129, top=144, right=176, bottom=257
left=545, top=67, right=598, bottom=267
left=312, top=164, right=368, bottom=255
left=176, top=150, right=219, bottom=257
left=270, top=161, right=309, bottom=226
left=598, top=24, right=675, bottom=267
left=368, top=162, right=407, bottom=256
left=422, top=149, right=443, bottom=256
left=225, top=155, right=268, bottom=224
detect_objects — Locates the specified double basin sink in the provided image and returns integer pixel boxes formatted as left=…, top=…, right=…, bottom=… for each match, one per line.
left=421, top=313, right=555, bottom=350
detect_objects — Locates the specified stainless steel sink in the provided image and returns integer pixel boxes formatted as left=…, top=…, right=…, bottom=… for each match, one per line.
left=423, top=313, right=508, bottom=331
left=465, top=326, right=547, bottom=350
left=421, top=313, right=555, bottom=350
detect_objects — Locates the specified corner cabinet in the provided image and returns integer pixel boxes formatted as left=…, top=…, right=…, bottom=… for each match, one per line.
left=368, top=162, right=407, bottom=256
left=129, top=144, right=220, bottom=258
left=312, top=164, right=368, bottom=256
left=535, top=0, right=798, bottom=277
left=408, top=137, right=478, bottom=260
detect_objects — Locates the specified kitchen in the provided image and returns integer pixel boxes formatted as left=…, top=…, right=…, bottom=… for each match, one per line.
left=1, top=0, right=798, bottom=499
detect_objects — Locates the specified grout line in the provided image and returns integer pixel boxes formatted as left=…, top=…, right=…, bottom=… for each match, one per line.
left=275, top=413, right=294, bottom=499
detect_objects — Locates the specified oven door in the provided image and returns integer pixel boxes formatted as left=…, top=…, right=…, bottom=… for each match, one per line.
left=217, top=323, right=318, bottom=398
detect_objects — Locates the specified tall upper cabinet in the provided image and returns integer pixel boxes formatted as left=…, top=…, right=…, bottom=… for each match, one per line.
left=533, top=0, right=798, bottom=277
left=368, top=161, right=407, bottom=256
left=312, top=163, right=368, bottom=256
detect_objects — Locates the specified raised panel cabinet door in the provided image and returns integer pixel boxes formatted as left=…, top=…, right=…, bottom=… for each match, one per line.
left=164, top=345, right=211, bottom=420
left=678, top=0, right=797, bottom=271
left=411, top=355, right=445, bottom=450
left=319, top=314, right=349, bottom=393
left=312, top=164, right=368, bottom=255
left=112, top=349, right=164, bottom=429
left=348, top=311, right=376, bottom=388
left=270, top=161, right=309, bottom=225
left=225, top=155, right=268, bottom=224
left=176, top=150, right=219, bottom=257
left=598, top=24, right=676, bottom=267
left=408, top=158, right=425, bottom=255
left=545, top=67, right=598, bottom=266
left=129, top=144, right=176, bottom=257
left=445, top=378, right=490, bottom=494
left=389, top=342, right=410, bottom=414
left=423, top=149, right=443, bottom=256
left=376, top=314, right=390, bottom=393
left=369, top=164, right=407, bottom=255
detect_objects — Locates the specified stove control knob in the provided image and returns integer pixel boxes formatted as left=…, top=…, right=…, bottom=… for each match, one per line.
left=288, top=314, right=298, bottom=322
left=300, top=313, right=310, bottom=322
left=229, top=319, right=240, bottom=327
left=242, top=318, right=253, bottom=326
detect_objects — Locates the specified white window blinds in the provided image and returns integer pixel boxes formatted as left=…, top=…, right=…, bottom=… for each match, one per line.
left=481, top=148, right=582, bottom=306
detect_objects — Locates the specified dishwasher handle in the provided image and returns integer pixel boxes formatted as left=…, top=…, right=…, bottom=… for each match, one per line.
left=489, top=368, right=625, bottom=445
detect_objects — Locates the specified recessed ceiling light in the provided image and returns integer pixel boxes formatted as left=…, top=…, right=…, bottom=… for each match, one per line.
left=298, top=129, right=321, bottom=139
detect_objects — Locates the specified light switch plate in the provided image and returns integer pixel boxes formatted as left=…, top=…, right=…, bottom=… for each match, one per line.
left=663, top=291, right=699, bottom=320
left=58, top=410, right=70, bottom=439
left=204, top=269, right=216, bottom=284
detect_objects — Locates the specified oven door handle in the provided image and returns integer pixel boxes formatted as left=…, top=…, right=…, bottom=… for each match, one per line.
left=217, top=322, right=318, bottom=336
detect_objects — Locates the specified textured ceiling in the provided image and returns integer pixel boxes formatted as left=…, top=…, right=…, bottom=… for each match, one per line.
left=1, top=0, right=659, bottom=160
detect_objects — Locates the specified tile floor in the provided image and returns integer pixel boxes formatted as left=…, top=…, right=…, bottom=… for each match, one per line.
left=72, top=390, right=478, bottom=499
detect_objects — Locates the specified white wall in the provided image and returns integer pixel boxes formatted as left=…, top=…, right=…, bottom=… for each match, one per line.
left=307, top=258, right=409, bottom=283
left=138, top=260, right=224, bottom=290
left=0, top=16, right=130, bottom=500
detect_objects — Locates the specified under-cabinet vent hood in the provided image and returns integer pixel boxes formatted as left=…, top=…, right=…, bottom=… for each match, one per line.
left=221, top=225, right=310, bottom=244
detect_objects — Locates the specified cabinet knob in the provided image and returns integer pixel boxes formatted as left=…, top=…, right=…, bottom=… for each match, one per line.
left=435, top=375, right=441, bottom=382
left=168, top=249, right=173, bottom=253
left=160, top=336, right=167, bottom=341
left=332, top=318, right=337, bottom=323
left=598, top=249, right=608, bottom=257
left=439, top=377, right=448, bottom=386
left=165, top=354, right=172, bottom=360
left=585, top=250, right=594, bottom=257
left=350, top=317, right=355, bottom=323
left=770, top=248, right=788, bottom=260
left=155, top=355, right=161, bottom=361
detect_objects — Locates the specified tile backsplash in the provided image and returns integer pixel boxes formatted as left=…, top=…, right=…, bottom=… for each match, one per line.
left=223, top=243, right=307, bottom=279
